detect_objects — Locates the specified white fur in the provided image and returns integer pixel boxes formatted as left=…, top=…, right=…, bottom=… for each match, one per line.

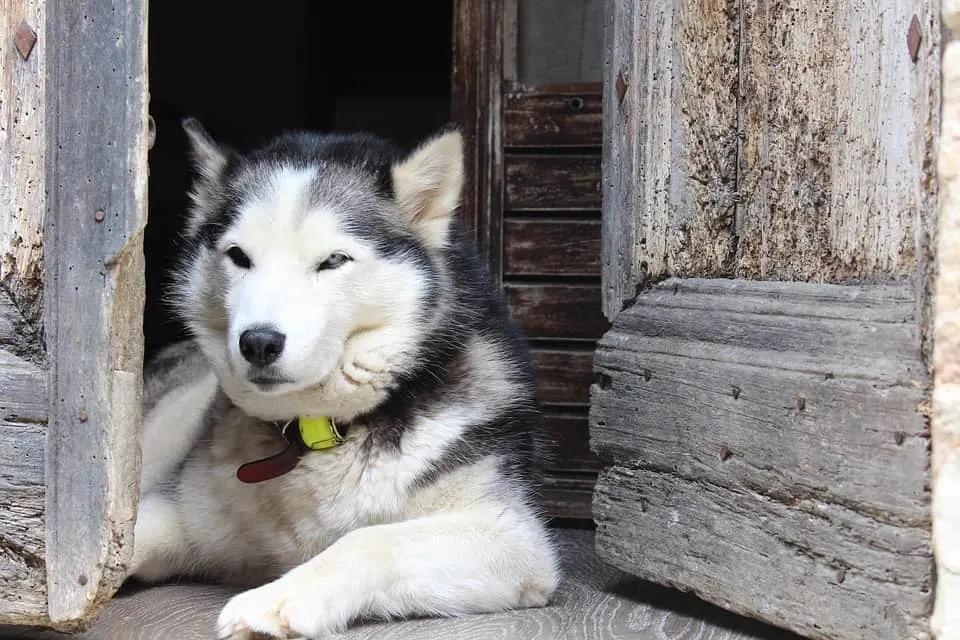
left=132, top=127, right=559, bottom=639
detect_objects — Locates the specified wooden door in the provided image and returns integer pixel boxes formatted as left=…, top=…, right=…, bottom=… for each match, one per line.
left=0, top=0, right=147, bottom=631
left=453, top=0, right=606, bottom=520
left=591, top=1, right=939, bottom=639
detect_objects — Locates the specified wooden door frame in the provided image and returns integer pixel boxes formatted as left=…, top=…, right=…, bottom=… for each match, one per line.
left=452, top=0, right=505, bottom=283
left=43, top=0, right=147, bottom=626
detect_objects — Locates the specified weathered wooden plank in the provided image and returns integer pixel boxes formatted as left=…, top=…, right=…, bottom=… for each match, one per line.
left=0, top=420, right=46, bottom=624
left=0, top=305, right=48, bottom=624
left=591, top=278, right=931, bottom=640
left=452, top=0, right=505, bottom=282
left=600, top=0, right=738, bottom=319
left=736, top=0, right=938, bottom=282
left=505, top=284, right=606, bottom=340
left=503, top=219, right=601, bottom=277
left=0, top=0, right=46, bottom=330
left=504, top=87, right=602, bottom=148
left=594, top=468, right=931, bottom=640
left=933, top=8, right=960, bottom=639
left=505, top=155, right=601, bottom=211
left=0, top=0, right=48, bottom=624
left=533, top=348, right=593, bottom=406
left=539, top=472, right=596, bottom=521
left=541, top=413, right=602, bottom=473
left=44, top=0, right=147, bottom=628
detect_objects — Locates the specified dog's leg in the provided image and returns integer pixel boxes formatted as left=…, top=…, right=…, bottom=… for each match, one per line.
left=128, top=492, right=190, bottom=582
left=215, top=506, right=559, bottom=639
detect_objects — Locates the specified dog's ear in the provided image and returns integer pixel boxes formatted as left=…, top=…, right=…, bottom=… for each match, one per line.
left=182, top=118, right=237, bottom=238
left=391, top=129, right=464, bottom=248
left=183, top=118, right=231, bottom=180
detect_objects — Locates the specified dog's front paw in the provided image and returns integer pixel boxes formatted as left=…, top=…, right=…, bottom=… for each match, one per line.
left=216, top=582, right=289, bottom=639
left=338, top=328, right=401, bottom=389
left=216, top=573, right=342, bottom=640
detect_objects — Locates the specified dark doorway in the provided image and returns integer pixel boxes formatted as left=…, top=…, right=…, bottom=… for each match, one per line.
left=144, top=1, right=454, bottom=358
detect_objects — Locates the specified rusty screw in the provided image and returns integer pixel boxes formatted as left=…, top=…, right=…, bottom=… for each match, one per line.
left=78, top=410, right=88, bottom=422
left=907, top=15, right=922, bottom=63
left=94, top=210, right=105, bottom=222
left=719, top=447, right=732, bottom=461
left=14, top=21, right=37, bottom=61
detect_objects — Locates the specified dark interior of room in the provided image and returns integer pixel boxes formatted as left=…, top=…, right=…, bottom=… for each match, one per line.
left=144, top=0, right=453, bottom=358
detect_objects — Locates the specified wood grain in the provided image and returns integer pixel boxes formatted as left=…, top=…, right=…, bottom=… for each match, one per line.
left=736, top=0, right=939, bottom=283
left=503, top=219, right=601, bottom=277
left=601, top=0, right=738, bottom=319
left=504, top=86, right=602, bottom=148
left=533, top=348, right=593, bottom=406
left=506, top=284, right=606, bottom=341
left=505, top=155, right=601, bottom=211
left=451, top=0, right=505, bottom=281
left=9, top=529, right=802, bottom=640
left=0, top=0, right=46, bottom=329
left=591, top=278, right=932, bottom=640
left=0, top=294, right=48, bottom=623
left=0, top=0, right=49, bottom=626
left=541, top=413, right=602, bottom=473
left=43, top=0, right=147, bottom=628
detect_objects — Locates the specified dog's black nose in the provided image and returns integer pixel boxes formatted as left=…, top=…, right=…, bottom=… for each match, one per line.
left=239, top=328, right=286, bottom=367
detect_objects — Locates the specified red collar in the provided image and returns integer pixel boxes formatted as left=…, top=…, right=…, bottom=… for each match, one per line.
left=236, top=419, right=307, bottom=484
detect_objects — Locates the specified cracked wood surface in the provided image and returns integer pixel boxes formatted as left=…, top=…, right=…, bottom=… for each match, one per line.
left=591, top=278, right=933, bottom=640
left=0, top=0, right=48, bottom=625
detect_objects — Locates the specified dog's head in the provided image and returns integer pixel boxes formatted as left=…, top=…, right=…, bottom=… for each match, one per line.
left=173, top=119, right=463, bottom=419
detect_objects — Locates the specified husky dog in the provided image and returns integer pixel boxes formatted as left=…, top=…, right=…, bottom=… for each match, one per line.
left=130, top=120, right=560, bottom=639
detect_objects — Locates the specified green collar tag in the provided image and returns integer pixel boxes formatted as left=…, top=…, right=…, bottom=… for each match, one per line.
left=298, top=416, right=344, bottom=450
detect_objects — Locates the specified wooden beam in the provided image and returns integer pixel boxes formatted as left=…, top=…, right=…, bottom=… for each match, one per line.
left=451, top=0, right=505, bottom=282
left=591, top=278, right=932, bottom=640
left=44, top=0, right=147, bottom=627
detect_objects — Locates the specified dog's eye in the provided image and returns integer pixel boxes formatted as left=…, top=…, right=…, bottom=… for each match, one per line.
left=225, top=246, right=252, bottom=269
left=316, top=252, right=352, bottom=271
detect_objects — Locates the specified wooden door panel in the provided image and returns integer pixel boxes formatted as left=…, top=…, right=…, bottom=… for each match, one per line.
left=532, top=349, right=593, bottom=406
left=453, top=0, right=603, bottom=520
left=504, top=155, right=601, bottom=211
left=541, top=413, right=602, bottom=472
left=502, top=219, right=601, bottom=276
left=595, top=0, right=939, bottom=636
left=505, top=284, right=606, bottom=340
left=504, top=87, right=602, bottom=148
